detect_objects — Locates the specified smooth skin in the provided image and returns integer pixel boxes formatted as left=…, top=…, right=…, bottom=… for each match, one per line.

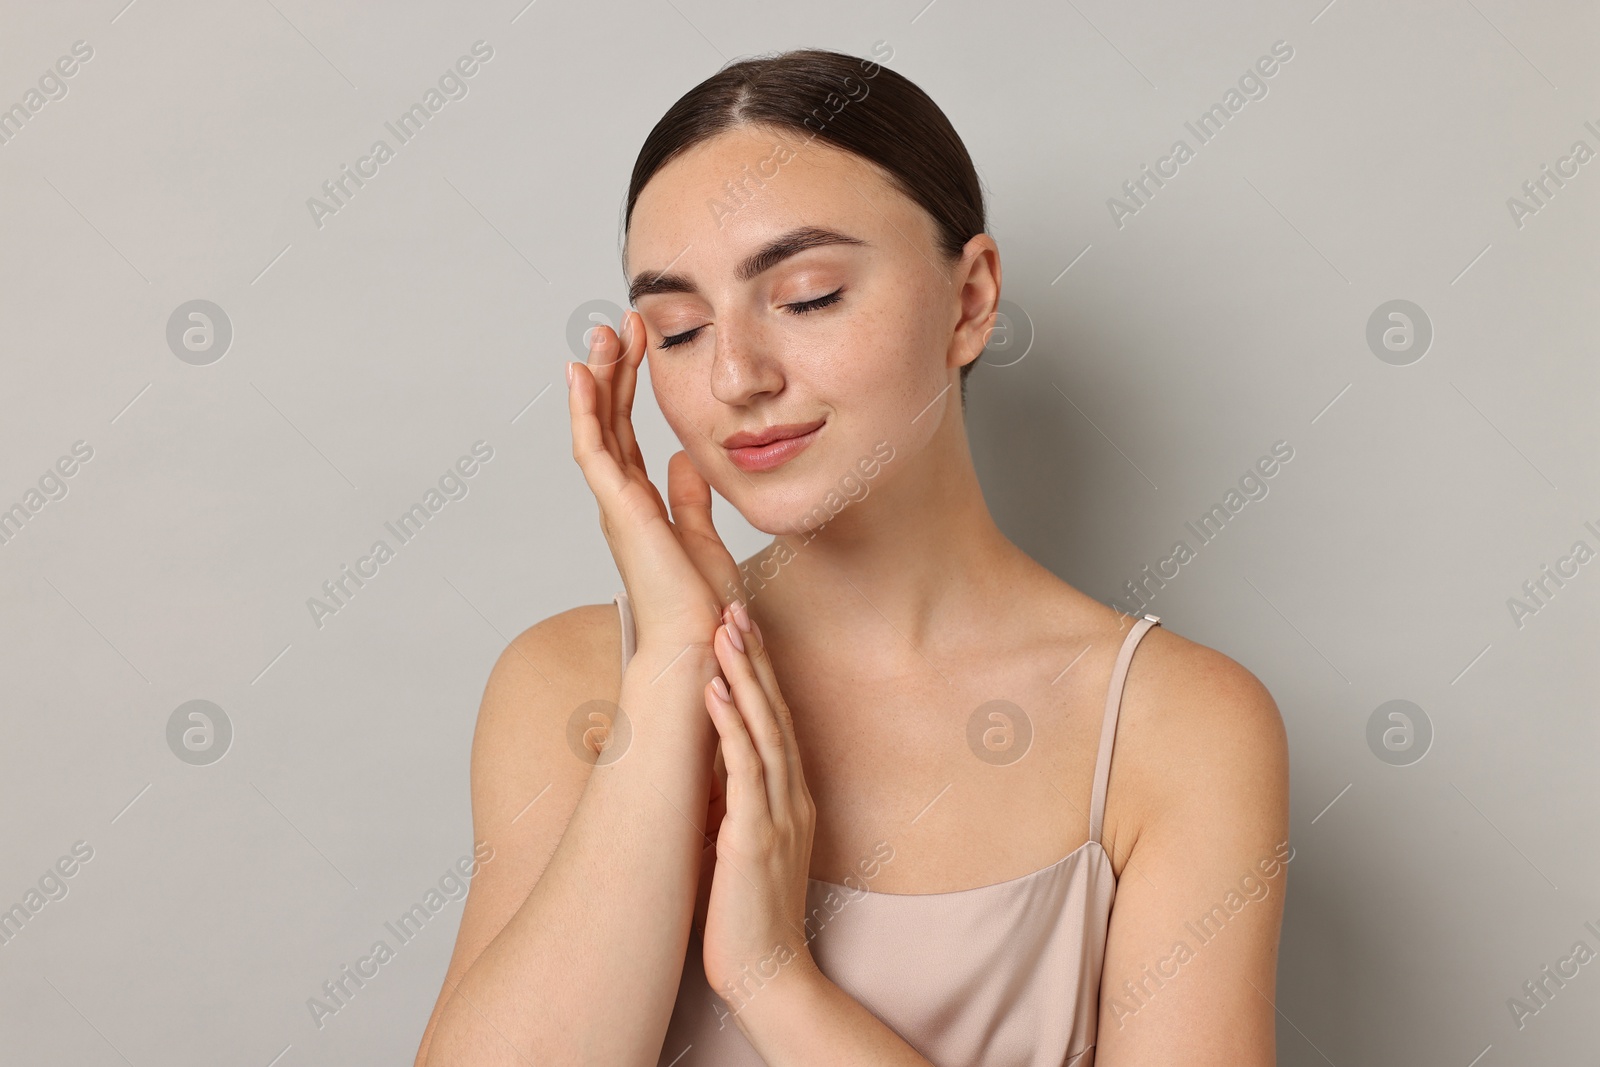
left=416, top=122, right=1289, bottom=1065
left=415, top=315, right=738, bottom=1065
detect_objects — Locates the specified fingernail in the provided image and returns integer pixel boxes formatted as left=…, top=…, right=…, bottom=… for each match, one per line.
left=730, top=599, right=752, bottom=634
left=750, top=617, right=762, bottom=645
left=712, top=676, right=731, bottom=703
left=565, top=361, right=574, bottom=388
left=724, top=620, right=745, bottom=653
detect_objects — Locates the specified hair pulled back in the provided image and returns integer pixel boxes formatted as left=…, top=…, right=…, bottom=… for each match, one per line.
left=623, top=47, right=989, bottom=400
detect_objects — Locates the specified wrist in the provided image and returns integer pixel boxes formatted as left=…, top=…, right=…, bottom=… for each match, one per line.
left=617, top=641, right=720, bottom=751
left=715, top=948, right=827, bottom=1041
left=627, top=638, right=720, bottom=682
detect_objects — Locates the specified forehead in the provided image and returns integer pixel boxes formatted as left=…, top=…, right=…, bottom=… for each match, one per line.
left=625, top=124, right=929, bottom=283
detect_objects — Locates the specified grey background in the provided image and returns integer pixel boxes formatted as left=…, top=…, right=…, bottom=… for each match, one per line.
left=1, top=0, right=1595, bottom=1064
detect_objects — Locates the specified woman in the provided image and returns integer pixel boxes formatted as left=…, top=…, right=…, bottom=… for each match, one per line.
left=417, top=47, right=1289, bottom=1066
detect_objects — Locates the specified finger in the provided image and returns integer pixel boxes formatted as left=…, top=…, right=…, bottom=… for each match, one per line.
left=587, top=324, right=622, bottom=460
left=668, top=452, right=738, bottom=602
left=589, top=312, right=628, bottom=371
left=572, top=353, right=675, bottom=552
left=706, top=673, right=770, bottom=828
left=567, top=361, right=629, bottom=497
left=611, top=311, right=649, bottom=476
left=729, top=601, right=807, bottom=797
left=714, top=621, right=791, bottom=807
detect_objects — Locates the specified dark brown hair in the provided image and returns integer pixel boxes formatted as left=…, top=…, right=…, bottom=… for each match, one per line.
left=622, top=47, right=989, bottom=403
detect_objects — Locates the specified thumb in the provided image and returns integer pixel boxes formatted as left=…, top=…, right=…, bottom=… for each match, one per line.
left=667, top=451, right=740, bottom=604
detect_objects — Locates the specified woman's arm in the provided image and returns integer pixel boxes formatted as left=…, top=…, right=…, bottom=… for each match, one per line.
left=718, top=962, right=939, bottom=1066
left=1093, top=640, right=1291, bottom=1066
left=415, top=607, right=721, bottom=1066
left=682, top=607, right=939, bottom=1066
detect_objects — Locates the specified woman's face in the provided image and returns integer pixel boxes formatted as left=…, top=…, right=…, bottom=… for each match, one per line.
left=624, top=123, right=993, bottom=535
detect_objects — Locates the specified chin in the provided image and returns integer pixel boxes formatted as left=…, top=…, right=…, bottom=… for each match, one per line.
left=718, top=476, right=838, bottom=538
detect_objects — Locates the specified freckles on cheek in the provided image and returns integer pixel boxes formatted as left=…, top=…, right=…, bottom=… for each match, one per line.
left=650, top=375, right=715, bottom=460
left=877, top=322, right=944, bottom=394
left=874, top=324, right=954, bottom=427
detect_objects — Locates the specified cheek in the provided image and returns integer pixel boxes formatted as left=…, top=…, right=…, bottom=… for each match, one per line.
left=646, top=367, right=728, bottom=481
left=864, top=307, right=947, bottom=403
left=828, top=295, right=936, bottom=381
left=646, top=365, right=698, bottom=445
left=846, top=306, right=951, bottom=426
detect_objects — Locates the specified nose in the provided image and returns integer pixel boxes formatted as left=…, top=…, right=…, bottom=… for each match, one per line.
left=709, top=313, right=784, bottom=406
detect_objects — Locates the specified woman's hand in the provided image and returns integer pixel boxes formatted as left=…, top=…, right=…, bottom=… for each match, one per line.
left=697, top=599, right=820, bottom=1003
left=567, top=312, right=742, bottom=652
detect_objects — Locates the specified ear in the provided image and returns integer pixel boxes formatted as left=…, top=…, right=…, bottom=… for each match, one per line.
left=949, top=233, right=1002, bottom=374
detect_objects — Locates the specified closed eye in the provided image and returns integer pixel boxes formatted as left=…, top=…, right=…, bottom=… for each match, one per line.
left=656, top=288, right=846, bottom=350
left=786, top=287, right=845, bottom=316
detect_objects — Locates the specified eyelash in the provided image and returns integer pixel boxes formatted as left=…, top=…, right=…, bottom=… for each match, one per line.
left=656, top=288, right=846, bottom=350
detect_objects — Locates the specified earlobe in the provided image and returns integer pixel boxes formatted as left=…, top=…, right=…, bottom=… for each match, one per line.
left=954, top=246, right=1004, bottom=371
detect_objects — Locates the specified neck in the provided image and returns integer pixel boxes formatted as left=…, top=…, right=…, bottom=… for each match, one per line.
left=747, top=406, right=1030, bottom=650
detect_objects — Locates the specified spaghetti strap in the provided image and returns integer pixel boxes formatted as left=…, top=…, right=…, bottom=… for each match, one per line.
left=615, top=589, right=635, bottom=672
left=618, top=589, right=1154, bottom=846
left=1088, top=613, right=1161, bottom=846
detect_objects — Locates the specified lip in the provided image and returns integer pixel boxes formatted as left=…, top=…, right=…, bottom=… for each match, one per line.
left=722, top=418, right=826, bottom=472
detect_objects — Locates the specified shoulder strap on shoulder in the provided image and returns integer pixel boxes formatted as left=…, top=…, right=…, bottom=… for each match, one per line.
left=615, top=590, right=635, bottom=671
left=1089, top=614, right=1161, bottom=845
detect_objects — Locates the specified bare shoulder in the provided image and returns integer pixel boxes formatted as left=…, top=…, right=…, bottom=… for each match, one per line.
left=1087, top=619, right=1291, bottom=1060
left=1101, top=616, right=1290, bottom=870
left=469, top=600, right=625, bottom=837
left=414, top=601, right=626, bottom=1064
left=476, top=601, right=624, bottom=741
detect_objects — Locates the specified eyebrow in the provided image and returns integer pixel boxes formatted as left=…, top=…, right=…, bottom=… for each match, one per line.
left=628, top=226, right=868, bottom=304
